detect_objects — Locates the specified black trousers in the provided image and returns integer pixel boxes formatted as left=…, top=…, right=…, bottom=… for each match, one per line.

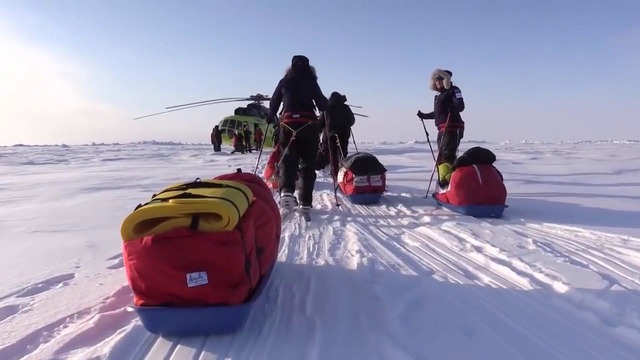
left=437, top=129, right=463, bottom=164
left=278, top=121, right=319, bottom=206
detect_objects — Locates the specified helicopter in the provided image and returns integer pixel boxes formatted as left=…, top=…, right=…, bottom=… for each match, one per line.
left=134, top=93, right=368, bottom=149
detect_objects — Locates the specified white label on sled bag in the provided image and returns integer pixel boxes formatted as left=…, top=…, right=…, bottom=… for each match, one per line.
left=370, top=175, right=383, bottom=186
left=354, top=176, right=369, bottom=186
left=186, top=271, right=209, bottom=287
left=337, top=168, right=346, bottom=183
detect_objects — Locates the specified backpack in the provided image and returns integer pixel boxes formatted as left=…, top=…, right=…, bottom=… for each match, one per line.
left=326, top=104, right=355, bottom=133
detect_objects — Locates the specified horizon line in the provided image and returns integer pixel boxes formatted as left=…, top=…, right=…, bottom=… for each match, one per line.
left=2, top=139, right=639, bottom=148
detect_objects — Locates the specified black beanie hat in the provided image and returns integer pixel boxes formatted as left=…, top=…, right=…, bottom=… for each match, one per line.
left=291, top=55, right=310, bottom=67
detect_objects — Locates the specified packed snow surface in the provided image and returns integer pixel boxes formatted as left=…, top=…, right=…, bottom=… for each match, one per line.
left=0, top=140, right=639, bottom=360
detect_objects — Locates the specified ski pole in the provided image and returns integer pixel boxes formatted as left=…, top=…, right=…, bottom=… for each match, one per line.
left=253, top=124, right=271, bottom=175
left=421, top=119, right=438, bottom=197
left=350, top=128, right=359, bottom=153
left=323, top=114, right=340, bottom=207
left=421, top=120, right=437, bottom=162
left=426, top=166, right=437, bottom=198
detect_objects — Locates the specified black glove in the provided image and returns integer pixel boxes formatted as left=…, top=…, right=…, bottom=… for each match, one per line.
left=417, top=111, right=426, bottom=119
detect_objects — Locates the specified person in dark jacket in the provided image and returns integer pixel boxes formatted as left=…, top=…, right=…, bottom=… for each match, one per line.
left=268, top=55, right=328, bottom=210
left=417, top=68, right=465, bottom=186
left=317, top=91, right=356, bottom=177
left=210, top=125, right=222, bottom=152
left=242, top=124, right=252, bottom=153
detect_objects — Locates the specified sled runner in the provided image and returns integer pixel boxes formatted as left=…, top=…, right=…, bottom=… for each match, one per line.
left=134, top=265, right=275, bottom=336
left=432, top=193, right=508, bottom=218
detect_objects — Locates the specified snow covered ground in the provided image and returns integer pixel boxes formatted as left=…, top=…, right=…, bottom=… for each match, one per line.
left=0, top=139, right=639, bottom=360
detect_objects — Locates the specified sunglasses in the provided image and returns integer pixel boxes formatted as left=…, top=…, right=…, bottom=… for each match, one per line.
left=434, top=76, right=445, bottom=81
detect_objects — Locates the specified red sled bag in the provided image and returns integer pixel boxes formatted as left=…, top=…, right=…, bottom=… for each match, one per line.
left=120, top=171, right=280, bottom=307
left=263, top=146, right=282, bottom=190
left=337, top=152, right=387, bottom=205
left=263, top=146, right=300, bottom=190
left=434, top=164, right=506, bottom=206
left=433, top=147, right=508, bottom=218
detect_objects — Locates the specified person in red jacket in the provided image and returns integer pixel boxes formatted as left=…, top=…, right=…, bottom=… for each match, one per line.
left=417, top=69, right=465, bottom=187
left=231, top=132, right=245, bottom=154
left=254, top=126, right=264, bottom=151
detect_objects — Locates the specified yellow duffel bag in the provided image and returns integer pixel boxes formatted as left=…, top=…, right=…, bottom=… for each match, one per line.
left=120, top=178, right=253, bottom=242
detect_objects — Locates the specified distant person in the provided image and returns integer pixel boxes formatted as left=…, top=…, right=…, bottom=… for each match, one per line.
left=211, top=125, right=222, bottom=152
left=268, top=55, right=328, bottom=210
left=417, top=69, right=465, bottom=187
left=254, top=125, right=264, bottom=151
left=242, top=125, right=252, bottom=153
left=318, top=91, right=356, bottom=177
left=231, top=132, right=245, bottom=154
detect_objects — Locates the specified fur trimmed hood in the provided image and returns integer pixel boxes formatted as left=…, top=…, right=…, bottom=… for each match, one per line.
left=284, top=65, right=317, bottom=78
left=430, top=69, right=453, bottom=91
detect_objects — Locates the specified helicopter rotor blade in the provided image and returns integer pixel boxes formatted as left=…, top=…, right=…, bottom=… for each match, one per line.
left=353, top=112, right=369, bottom=118
left=133, top=108, right=187, bottom=121
left=165, top=97, right=248, bottom=109
left=248, top=94, right=271, bottom=100
left=347, top=104, right=363, bottom=108
left=133, top=98, right=246, bottom=120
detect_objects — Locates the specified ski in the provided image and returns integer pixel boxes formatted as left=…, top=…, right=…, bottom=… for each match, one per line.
left=279, top=207, right=311, bottom=223
left=279, top=208, right=295, bottom=223
left=298, top=208, right=311, bottom=222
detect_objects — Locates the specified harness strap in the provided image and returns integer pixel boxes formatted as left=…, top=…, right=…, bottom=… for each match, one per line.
left=334, top=134, right=345, bottom=160
left=134, top=192, right=243, bottom=229
left=437, top=122, right=465, bottom=132
left=275, top=121, right=313, bottom=170
left=152, top=178, right=251, bottom=206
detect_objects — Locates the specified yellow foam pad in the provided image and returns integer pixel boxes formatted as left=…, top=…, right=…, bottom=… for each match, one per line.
left=120, top=179, right=253, bottom=242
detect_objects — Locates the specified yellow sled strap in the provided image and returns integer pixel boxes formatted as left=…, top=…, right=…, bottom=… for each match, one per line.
left=120, top=179, right=253, bottom=242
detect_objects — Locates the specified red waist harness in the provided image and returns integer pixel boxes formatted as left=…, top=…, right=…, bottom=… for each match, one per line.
left=281, top=112, right=317, bottom=123
left=437, top=122, right=465, bottom=132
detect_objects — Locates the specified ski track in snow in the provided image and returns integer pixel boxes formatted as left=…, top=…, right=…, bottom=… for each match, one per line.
left=2, top=143, right=640, bottom=359
left=0, top=274, right=76, bottom=301
left=8, top=183, right=636, bottom=360
left=0, top=285, right=135, bottom=360
left=105, top=254, right=124, bottom=270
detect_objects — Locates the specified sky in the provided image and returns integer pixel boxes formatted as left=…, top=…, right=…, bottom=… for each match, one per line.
left=0, top=0, right=638, bottom=145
